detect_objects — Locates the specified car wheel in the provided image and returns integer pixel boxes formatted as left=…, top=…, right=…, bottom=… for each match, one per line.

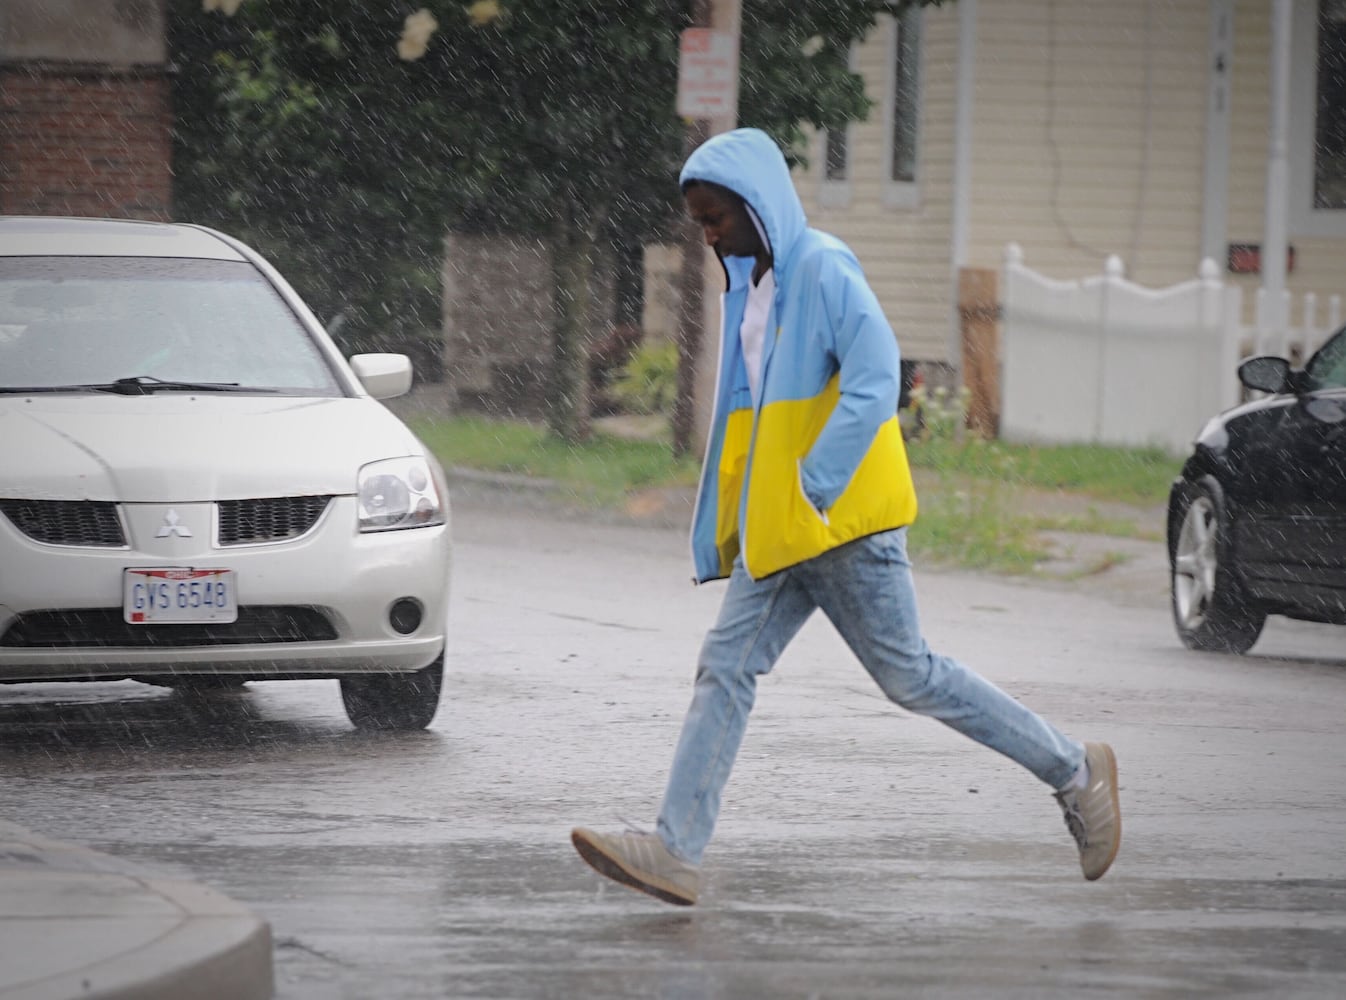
left=340, top=653, right=443, bottom=731
left=1170, top=478, right=1266, bottom=653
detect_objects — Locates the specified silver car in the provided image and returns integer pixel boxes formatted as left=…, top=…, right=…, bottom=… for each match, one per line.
left=0, top=216, right=452, bottom=730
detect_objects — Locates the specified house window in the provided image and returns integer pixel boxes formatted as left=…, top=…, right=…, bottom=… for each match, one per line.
left=819, top=43, right=858, bottom=209
left=1292, top=0, right=1346, bottom=235
left=883, top=8, right=922, bottom=206
left=825, top=127, right=849, bottom=182
left=1315, top=0, right=1346, bottom=209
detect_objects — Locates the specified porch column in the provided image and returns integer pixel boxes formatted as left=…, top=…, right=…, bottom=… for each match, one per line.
left=1261, top=0, right=1294, bottom=332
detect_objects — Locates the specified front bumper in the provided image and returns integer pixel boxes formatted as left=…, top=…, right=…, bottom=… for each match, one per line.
left=0, top=496, right=451, bottom=682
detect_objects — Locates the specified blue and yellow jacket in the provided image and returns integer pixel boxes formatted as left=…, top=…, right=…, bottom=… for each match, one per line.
left=683, top=128, right=918, bottom=583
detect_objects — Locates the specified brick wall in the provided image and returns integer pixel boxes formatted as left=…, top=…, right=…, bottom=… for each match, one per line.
left=0, top=63, right=172, bottom=220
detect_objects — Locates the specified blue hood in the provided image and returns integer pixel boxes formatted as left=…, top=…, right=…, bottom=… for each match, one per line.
left=679, top=128, right=807, bottom=287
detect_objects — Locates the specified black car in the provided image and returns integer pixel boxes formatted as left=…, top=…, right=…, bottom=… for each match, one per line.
left=1168, top=325, right=1346, bottom=653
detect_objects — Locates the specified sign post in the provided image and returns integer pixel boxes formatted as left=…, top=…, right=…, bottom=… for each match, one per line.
left=673, top=3, right=748, bottom=457
left=677, top=28, right=739, bottom=120
left=672, top=9, right=740, bottom=458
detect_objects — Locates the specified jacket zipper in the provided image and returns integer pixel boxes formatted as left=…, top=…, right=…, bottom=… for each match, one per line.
left=688, top=292, right=729, bottom=584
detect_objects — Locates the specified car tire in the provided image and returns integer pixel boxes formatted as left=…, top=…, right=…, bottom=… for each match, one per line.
left=1169, top=477, right=1266, bottom=654
left=340, top=653, right=443, bottom=731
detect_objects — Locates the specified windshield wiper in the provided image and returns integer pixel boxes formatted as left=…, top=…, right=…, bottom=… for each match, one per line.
left=97, top=376, right=275, bottom=395
left=0, top=376, right=277, bottom=395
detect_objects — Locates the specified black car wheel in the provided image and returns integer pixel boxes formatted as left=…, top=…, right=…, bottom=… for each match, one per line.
left=340, top=653, right=443, bottom=731
left=1170, top=478, right=1266, bottom=653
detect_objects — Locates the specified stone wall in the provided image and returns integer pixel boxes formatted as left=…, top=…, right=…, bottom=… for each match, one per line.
left=640, top=244, right=681, bottom=345
left=440, top=232, right=614, bottom=421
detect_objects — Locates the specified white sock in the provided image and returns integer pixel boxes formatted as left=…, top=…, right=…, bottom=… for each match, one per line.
left=1061, top=760, right=1090, bottom=792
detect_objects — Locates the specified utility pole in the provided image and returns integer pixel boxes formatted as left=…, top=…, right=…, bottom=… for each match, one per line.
left=672, top=0, right=741, bottom=457
left=671, top=0, right=709, bottom=458
left=1260, top=0, right=1291, bottom=335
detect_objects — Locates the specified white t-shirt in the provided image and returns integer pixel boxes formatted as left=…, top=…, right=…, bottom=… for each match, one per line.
left=740, top=268, right=774, bottom=406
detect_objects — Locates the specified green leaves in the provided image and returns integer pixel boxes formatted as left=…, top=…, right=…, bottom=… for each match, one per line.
left=610, top=340, right=680, bottom=416
left=168, top=0, right=946, bottom=396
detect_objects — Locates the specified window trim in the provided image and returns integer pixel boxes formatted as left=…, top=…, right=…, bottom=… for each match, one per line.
left=1290, top=0, right=1346, bottom=237
left=882, top=7, right=924, bottom=210
left=818, top=44, right=859, bottom=209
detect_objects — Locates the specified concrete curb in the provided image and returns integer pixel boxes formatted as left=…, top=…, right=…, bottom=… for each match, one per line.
left=0, top=821, right=272, bottom=1000
left=446, top=465, right=698, bottom=532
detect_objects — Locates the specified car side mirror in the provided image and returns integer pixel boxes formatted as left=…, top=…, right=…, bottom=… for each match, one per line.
left=1238, top=355, right=1292, bottom=394
left=350, top=353, right=413, bottom=399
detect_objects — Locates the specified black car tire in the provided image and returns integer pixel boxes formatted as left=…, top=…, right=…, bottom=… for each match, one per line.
left=1169, top=477, right=1266, bottom=654
left=340, top=653, right=443, bottom=731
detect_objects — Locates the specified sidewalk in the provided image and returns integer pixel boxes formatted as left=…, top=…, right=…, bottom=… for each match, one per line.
left=0, top=821, right=272, bottom=1000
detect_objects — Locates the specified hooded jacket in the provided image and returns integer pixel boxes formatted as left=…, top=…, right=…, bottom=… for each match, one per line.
left=683, top=128, right=918, bottom=583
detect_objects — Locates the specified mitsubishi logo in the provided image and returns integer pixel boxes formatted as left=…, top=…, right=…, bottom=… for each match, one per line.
left=156, top=509, right=193, bottom=539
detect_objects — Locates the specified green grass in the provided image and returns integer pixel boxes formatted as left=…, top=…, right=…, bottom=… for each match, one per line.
left=409, top=414, right=700, bottom=507
left=904, top=475, right=1051, bottom=574
left=899, top=436, right=1181, bottom=570
left=905, top=436, right=1179, bottom=505
left=411, top=413, right=1184, bottom=573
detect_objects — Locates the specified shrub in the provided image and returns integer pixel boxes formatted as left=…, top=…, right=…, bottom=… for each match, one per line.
left=908, top=383, right=973, bottom=443
left=608, top=339, right=679, bottom=416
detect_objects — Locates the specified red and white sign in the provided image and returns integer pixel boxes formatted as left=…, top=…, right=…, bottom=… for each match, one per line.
left=677, top=28, right=739, bottom=119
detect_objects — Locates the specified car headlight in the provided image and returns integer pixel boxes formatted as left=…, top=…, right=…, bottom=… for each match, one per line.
left=357, top=457, right=445, bottom=532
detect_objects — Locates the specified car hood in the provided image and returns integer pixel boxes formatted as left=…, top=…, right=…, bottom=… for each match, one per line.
left=1219, top=393, right=1294, bottom=424
left=0, top=394, right=428, bottom=502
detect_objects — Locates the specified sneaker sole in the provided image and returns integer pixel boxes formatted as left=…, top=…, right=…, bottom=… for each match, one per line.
left=1086, top=742, right=1121, bottom=881
left=570, top=829, right=697, bottom=906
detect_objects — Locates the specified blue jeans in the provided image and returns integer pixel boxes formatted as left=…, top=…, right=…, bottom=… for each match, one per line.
left=655, top=527, right=1085, bottom=864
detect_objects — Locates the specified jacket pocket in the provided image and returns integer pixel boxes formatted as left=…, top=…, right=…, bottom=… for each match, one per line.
left=796, top=459, right=829, bottom=526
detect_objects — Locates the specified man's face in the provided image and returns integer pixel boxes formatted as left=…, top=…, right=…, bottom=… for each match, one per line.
left=684, top=184, right=765, bottom=259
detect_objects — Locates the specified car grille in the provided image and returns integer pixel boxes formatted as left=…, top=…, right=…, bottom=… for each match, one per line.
left=217, top=496, right=333, bottom=546
left=0, top=499, right=126, bottom=547
left=0, top=497, right=334, bottom=547
left=0, top=606, right=338, bottom=648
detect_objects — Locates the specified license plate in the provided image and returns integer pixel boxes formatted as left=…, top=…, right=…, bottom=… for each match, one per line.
left=123, top=567, right=238, bottom=624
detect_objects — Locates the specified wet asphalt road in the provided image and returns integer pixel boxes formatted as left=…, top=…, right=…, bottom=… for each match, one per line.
left=2, top=486, right=1345, bottom=999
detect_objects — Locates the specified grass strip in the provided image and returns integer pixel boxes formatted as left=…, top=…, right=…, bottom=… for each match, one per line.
left=410, top=414, right=1183, bottom=572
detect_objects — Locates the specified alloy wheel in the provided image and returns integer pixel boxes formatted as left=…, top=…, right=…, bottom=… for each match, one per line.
left=1173, top=495, right=1218, bottom=630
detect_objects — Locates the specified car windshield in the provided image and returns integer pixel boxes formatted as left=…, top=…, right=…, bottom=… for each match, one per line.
left=0, top=257, right=343, bottom=394
left=1306, top=326, right=1346, bottom=392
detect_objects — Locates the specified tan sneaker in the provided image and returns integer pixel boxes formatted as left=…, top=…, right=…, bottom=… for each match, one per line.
left=571, top=827, right=700, bottom=906
left=1054, top=742, right=1121, bottom=881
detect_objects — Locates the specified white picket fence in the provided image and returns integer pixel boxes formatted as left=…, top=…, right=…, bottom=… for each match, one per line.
left=1249, top=285, right=1343, bottom=362
left=999, top=243, right=1343, bottom=454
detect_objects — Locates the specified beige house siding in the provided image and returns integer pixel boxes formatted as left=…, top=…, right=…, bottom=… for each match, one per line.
left=964, top=0, right=1209, bottom=289
left=793, top=6, right=959, bottom=363
left=1226, top=0, right=1275, bottom=313
left=647, top=0, right=1346, bottom=396
left=1226, top=0, right=1346, bottom=325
